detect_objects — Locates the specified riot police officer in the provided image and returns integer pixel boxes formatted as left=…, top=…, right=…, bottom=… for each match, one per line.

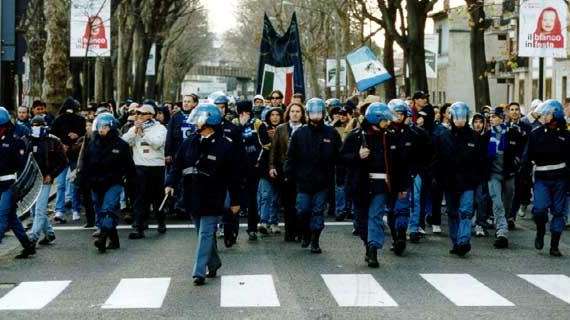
left=286, top=98, right=342, bottom=254
left=527, top=99, right=569, bottom=257
left=0, top=107, right=36, bottom=259
left=433, top=102, right=485, bottom=257
left=165, top=104, right=241, bottom=286
left=78, top=113, right=136, bottom=253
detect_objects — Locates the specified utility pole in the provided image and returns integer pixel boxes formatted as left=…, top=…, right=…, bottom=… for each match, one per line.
left=334, top=14, right=341, bottom=98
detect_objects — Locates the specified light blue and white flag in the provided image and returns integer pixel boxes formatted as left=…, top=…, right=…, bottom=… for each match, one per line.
left=346, top=46, right=392, bottom=92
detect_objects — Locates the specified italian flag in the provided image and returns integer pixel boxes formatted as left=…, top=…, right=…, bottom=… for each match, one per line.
left=260, top=65, right=294, bottom=105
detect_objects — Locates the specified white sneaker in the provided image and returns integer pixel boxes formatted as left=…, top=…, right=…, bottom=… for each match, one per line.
left=271, top=224, right=281, bottom=234
left=72, top=211, right=81, bottom=221
left=258, top=223, right=269, bottom=235
left=418, top=227, right=426, bottom=235
left=432, top=225, right=442, bottom=234
left=475, top=225, right=486, bottom=237
left=518, top=208, right=526, bottom=217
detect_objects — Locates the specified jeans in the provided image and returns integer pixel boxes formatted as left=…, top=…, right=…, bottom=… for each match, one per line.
left=408, top=175, right=422, bottom=233
left=257, top=178, right=279, bottom=225
left=532, top=178, right=567, bottom=234
left=55, top=166, right=81, bottom=214
left=0, top=189, right=29, bottom=245
left=193, top=215, right=221, bottom=279
left=445, top=190, right=474, bottom=246
left=475, top=182, right=491, bottom=227
left=92, top=185, right=122, bottom=233
left=387, top=191, right=410, bottom=237
left=296, top=190, right=327, bottom=232
left=488, top=174, right=515, bottom=237
left=335, top=185, right=346, bottom=217
left=28, top=184, right=55, bottom=242
left=367, top=194, right=388, bottom=249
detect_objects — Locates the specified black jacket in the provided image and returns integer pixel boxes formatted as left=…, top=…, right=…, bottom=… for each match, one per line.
left=165, top=110, right=193, bottom=158
left=0, top=124, right=27, bottom=192
left=286, top=122, right=342, bottom=194
left=433, top=125, right=486, bottom=192
left=526, top=125, right=570, bottom=181
left=26, top=135, right=68, bottom=179
left=483, top=124, right=526, bottom=178
left=51, top=113, right=86, bottom=147
left=79, top=131, right=136, bottom=193
left=166, top=132, right=241, bottom=217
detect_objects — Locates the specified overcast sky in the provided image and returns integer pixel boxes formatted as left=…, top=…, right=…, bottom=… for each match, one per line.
left=206, top=0, right=466, bottom=36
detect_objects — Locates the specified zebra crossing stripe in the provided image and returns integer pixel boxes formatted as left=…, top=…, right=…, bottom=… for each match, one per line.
left=518, top=274, right=570, bottom=304
left=220, top=275, right=280, bottom=307
left=420, top=273, right=515, bottom=306
left=0, top=281, right=71, bottom=310
left=321, top=274, right=398, bottom=307
left=101, top=278, right=171, bottom=309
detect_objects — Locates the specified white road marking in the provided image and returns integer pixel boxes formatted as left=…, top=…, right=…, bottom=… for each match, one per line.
left=102, top=278, right=171, bottom=309
left=518, top=274, right=570, bottom=304
left=420, top=273, right=515, bottom=306
left=321, top=274, right=398, bottom=307
left=220, top=275, right=280, bottom=307
left=0, top=281, right=71, bottom=310
left=52, top=222, right=355, bottom=230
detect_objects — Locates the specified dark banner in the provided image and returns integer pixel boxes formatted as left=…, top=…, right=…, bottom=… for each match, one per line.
left=256, top=12, right=305, bottom=105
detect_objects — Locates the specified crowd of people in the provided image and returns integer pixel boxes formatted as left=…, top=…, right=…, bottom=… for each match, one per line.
left=0, top=90, right=569, bottom=286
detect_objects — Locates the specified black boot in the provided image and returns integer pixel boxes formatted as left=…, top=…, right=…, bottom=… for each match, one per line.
left=534, top=216, right=546, bottom=250
left=550, top=233, right=562, bottom=257
left=15, top=239, right=36, bottom=259
left=94, top=231, right=108, bottom=253
left=107, top=229, right=120, bottom=250
left=157, top=213, right=167, bottom=234
left=367, top=247, right=379, bottom=268
left=128, top=230, right=145, bottom=240
left=364, top=245, right=370, bottom=263
left=301, top=228, right=311, bottom=248
left=310, top=231, right=322, bottom=254
left=393, top=229, right=407, bottom=256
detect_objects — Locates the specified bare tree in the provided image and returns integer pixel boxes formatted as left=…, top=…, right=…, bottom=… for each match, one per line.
left=466, top=0, right=491, bottom=110
left=19, top=0, right=46, bottom=100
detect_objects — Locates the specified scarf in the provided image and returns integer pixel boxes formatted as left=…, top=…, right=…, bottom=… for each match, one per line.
left=488, top=124, right=506, bottom=158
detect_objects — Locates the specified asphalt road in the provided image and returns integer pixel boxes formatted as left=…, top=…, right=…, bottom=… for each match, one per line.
left=0, top=215, right=569, bottom=320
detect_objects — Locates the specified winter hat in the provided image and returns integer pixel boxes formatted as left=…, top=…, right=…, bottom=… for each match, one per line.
left=31, top=115, right=47, bottom=126
left=236, top=100, right=253, bottom=114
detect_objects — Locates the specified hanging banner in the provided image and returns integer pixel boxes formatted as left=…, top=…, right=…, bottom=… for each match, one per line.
left=424, top=34, right=439, bottom=79
left=70, top=0, right=111, bottom=57
left=346, top=46, right=392, bottom=92
left=518, top=0, right=567, bottom=58
left=326, top=59, right=347, bottom=88
left=256, top=13, right=305, bottom=105
left=146, top=44, right=156, bottom=76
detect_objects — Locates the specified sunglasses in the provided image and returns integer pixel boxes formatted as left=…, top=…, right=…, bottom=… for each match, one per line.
left=271, top=96, right=282, bottom=100
left=135, top=112, right=153, bottom=116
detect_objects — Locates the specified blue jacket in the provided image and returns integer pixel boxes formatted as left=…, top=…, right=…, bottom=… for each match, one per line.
left=165, top=110, right=194, bottom=158
left=0, top=124, right=28, bottom=192
left=166, top=131, right=241, bottom=217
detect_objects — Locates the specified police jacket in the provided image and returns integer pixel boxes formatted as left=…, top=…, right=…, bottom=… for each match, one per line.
left=526, top=124, right=570, bottom=181
left=0, top=124, right=27, bottom=192
left=483, top=124, right=525, bottom=178
left=165, top=131, right=241, bottom=217
left=433, top=125, right=486, bottom=192
left=165, top=110, right=194, bottom=158
left=25, top=134, right=68, bottom=180
left=51, top=112, right=86, bottom=147
left=78, top=130, right=136, bottom=193
left=285, top=122, right=342, bottom=194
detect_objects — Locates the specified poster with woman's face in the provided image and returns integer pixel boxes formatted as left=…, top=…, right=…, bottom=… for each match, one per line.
left=519, top=0, right=567, bottom=58
left=70, top=0, right=111, bottom=57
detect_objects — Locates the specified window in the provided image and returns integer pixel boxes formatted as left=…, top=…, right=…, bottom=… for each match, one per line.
left=518, top=79, right=525, bottom=105
left=442, top=91, right=446, bottom=104
left=498, top=34, right=507, bottom=41
left=437, top=29, right=442, bottom=54
left=532, top=79, right=539, bottom=99
left=438, top=91, right=442, bottom=104
left=562, top=76, right=567, bottom=101
left=545, top=78, right=552, bottom=100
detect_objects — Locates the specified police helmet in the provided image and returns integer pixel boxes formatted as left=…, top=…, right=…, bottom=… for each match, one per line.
left=0, top=106, right=10, bottom=125
left=326, top=98, right=342, bottom=109
left=365, top=102, right=393, bottom=125
left=306, top=98, right=326, bottom=121
left=95, top=113, right=118, bottom=131
left=388, top=99, right=411, bottom=117
left=188, top=103, right=222, bottom=127
left=449, top=101, right=470, bottom=125
left=539, top=99, right=565, bottom=122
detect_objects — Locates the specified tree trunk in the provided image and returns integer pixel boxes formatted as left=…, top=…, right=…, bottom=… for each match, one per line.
left=116, top=3, right=134, bottom=104
left=42, top=0, right=70, bottom=114
left=306, top=56, right=320, bottom=98
left=23, top=0, right=46, bottom=100
left=467, top=1, right=491, bottom=111
left=94, top=57, right=105, bottom=102
left=70, top=59, right=82, bottom=100
left=406, top=3, right=428, bottom=93
left=132, top=18, right=152, bottom=101
left=104, top=58, right=113, bottom=102
left=383, top=33, right=397, bottom=101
